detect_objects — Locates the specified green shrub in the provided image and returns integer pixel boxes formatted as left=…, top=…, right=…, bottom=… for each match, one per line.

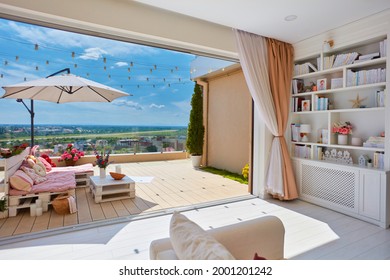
left=186, top=83, right=204, bottom=155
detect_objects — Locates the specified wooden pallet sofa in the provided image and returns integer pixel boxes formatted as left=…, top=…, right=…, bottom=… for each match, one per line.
left=0, top=147, right=93, bottom=218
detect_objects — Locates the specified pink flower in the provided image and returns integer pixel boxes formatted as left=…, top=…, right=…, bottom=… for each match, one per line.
left=73, top=155, right=79, bottom=161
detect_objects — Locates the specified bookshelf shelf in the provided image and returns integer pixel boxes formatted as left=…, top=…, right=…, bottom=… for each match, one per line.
left=290, top=33, right=389, bottom=228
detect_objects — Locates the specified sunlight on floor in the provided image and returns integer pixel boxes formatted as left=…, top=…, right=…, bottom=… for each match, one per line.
left=0, top=197, right=339, bottom=259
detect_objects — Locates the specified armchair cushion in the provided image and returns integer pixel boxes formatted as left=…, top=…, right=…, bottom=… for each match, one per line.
left=169, top=212, right=235, bottom=260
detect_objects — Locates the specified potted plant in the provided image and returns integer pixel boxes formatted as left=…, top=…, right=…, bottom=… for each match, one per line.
left=186, top=83, right=204, bottom=167
left=58, top=143, right=85, bottom=166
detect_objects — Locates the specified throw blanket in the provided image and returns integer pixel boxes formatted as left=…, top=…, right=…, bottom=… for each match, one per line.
left=9, top=170, right=76, bottom=196
left=68, top=195, right=77, bottom=213
left=50, top=163, right=94, bottom=174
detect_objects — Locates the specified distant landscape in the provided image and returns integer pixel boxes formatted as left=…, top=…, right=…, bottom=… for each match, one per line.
left=0, top=124, right=187, bottom=156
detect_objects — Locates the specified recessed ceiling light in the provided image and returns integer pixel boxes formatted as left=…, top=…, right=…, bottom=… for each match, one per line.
left=284, top=15, right=297, bottom=21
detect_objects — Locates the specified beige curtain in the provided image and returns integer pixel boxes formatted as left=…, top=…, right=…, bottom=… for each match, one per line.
left=266, top=38, right=298, bottom=200
left=233, top=29, right=298, bottom=200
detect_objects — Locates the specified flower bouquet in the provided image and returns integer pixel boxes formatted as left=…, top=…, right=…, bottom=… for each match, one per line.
left=333, top=121, right=353, bottom=135
left=58, top=143, right=84, bottom=166
left=91, top=144, right=112, bottom=169
left=333, top=121, right=352, bottom=145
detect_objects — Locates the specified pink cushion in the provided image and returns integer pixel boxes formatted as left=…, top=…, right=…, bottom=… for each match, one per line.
left=10, top=170, right=33, bottom=191
left=38, top=156, right=52, bottom=172
left=21, top=166, right=47, bottom=184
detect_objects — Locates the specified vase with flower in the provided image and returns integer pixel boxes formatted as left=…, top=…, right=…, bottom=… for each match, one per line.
left=92, top=144, right=112, bottom=179
left=58, top=143, right=84, bottom=166
left=333, top=121, right=353, bottom=145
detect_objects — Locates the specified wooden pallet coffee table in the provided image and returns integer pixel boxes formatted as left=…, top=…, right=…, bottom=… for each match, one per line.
left=89, top=175, right=135, bottom=203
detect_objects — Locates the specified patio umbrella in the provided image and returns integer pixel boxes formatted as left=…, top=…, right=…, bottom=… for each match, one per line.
left=1, top=68, right=130, bottom=145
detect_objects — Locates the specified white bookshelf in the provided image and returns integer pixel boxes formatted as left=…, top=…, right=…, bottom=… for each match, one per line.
left=290, top=35, right=390, bottom=228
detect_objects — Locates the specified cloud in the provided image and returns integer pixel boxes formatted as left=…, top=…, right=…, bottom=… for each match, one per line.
left=115, top=62, right=128, bottom=67
left=172, top=100, right=191, bottom=113
left=7, top=21, right=160, bottom=57
left=149, top=103, right=165, bottom=109
left=79, top=47, right=108, bottom=60
left=112, top=99, right=143, bottom=110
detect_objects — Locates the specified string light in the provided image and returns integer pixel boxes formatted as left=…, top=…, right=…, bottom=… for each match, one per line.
left=34, top=44, right=39, bottom=50
left=72, top=51, right=75, bottom=58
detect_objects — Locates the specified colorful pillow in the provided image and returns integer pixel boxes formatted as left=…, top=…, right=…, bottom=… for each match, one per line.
left=169, top=211, right=235, bottom=260
left=9, top=170, right=33, bottom=192
left=38, top=156, right=52, bottom=172
left=21, top=166, right=47, bottom=185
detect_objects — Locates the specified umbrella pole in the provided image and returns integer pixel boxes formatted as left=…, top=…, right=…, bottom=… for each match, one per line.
left=30, top=99, right=34, bottom=146
left=16, top=99, right=35, bottom=146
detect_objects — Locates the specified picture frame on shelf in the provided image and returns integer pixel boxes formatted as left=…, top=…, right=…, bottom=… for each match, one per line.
left=317, top=78, right=327, bottom=91
left=302, top=100, right=311, bottom=112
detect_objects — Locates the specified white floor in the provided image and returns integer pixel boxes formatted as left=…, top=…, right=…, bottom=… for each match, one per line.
left=0, top=196, right=389, bottom=260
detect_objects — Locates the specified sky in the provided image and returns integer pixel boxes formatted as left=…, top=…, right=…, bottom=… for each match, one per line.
left=0, top=18, right=233, bottom=126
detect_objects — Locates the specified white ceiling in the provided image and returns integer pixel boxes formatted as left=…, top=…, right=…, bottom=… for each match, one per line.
left=135, top=0, right=390, bottom=43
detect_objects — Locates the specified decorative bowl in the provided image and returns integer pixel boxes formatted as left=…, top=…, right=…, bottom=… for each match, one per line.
left=109, top=172, right=125, bottom=180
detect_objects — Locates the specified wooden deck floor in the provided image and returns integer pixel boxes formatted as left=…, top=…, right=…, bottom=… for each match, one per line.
left=0, top=159, right=249, bottom=239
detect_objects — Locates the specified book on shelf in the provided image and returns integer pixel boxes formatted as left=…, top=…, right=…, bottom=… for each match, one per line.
left=291, top=123, right=300, bottom=142
left=373, top=152, right=385, bottom=169
left=313, top=146, right=323, bottom=160
left=294, top=62, right=318, bottom=76
left=291, top=97, right=306, bottom=112
left=346, top=68, right=386, bottom=87
left=292, top=79, right=304, bottom=94
left=294, top=144, right=311, bottom=159
left=380, top=39, right=387, bottom=58
left=314, top=96, right=328, bottom=111
left=331, top=78, right=343, bottom=89
left=375, top=90, right=385, bottom=107
left=323, top=55, right=335, bottom=70
left=332, top=52, right=360, bottom=67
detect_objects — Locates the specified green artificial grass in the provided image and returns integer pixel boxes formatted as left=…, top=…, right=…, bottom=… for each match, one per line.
left=200, top=166, right=248, bottom=184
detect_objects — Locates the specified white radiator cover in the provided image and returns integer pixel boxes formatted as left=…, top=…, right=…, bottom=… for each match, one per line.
left=293, top=158, right=390, bottom=228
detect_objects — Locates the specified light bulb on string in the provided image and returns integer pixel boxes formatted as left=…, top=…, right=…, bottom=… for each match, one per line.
left=35, top=66, right=39, bottom=71
left=46, top=60, right=49, bottom=65
left=34, top=44, right=39, bottom=50
left=15, top=56, right=19, bottom=61
left=72, top=52, right=75, bottom=58
left=103, top=57, right=107, bottom=63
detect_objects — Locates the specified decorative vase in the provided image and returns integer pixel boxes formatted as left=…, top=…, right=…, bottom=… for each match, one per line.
left=338, top=134, right=348, bottom=145
left=65, top=160, right=75, bottom=166
left=99, top=168, right=106, bottom=179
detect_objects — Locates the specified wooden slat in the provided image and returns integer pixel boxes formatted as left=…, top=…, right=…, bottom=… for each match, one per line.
left=0, top=159, right=249, bottom=237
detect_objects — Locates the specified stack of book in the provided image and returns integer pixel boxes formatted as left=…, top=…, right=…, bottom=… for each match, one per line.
left=346, top=68, right=386, bottom=87
left=363, top=136, right=385, bottom=148
left=353, top=52, right=380, bottom=64
left=294, top=62, right=317, bottom=76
